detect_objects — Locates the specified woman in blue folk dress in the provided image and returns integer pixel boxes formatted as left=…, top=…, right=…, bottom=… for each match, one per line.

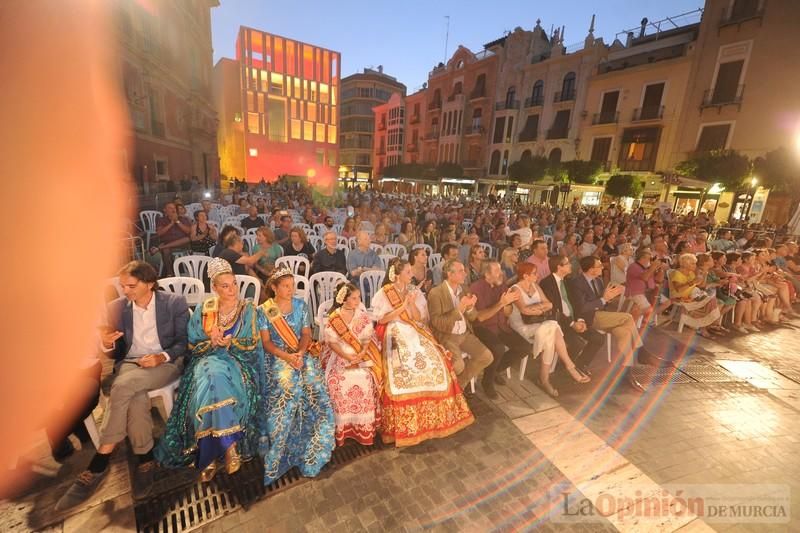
left=155, top=258, right=269, bottom=482
left=257, top=267, right=335, bottom=486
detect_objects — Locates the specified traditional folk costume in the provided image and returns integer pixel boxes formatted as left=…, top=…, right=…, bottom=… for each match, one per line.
left=156, top=259, right=269, bottom=475
left=257, top=272, right=335, bottom=486
left=371, top=277, right=473, bottom=447
left=322, top=297, right=383, bottom=446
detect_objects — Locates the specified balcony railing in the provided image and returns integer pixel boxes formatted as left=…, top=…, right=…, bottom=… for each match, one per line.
left=719, top=3, right=765, bottom=28
left=423, top=131, right=439, bottom=140
left=524, top=95, right=544, bottom=108
left=592, top=111, right=619, bottom=125
left=409, top=114, right=420, bottom=124
left=447, top=93, right=465, bottom=103
left=377, top=121, right=386, bottom=131
left=495, top=100, right=520, bottom=111
left=469, top=89, right=487, bottom=100
left=632, top=105, right=665, bottom=121
left=428, top=101, right=442, bottom=111
left=553, top=89, right=576, bottom=103
left=518, top=130, right=538, bottom=142
left=618, top=158, right=655, bottom=172
left=465, top=125, right=485, bottom=135
left=701, top=84, right=745, bottom=108
left=406, top=142, right=419, bottom=152
left=546, top=127, right=569, bottom=140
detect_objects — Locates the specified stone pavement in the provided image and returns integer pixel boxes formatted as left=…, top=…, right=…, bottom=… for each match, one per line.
left=4, top=315, right=800, bottom=532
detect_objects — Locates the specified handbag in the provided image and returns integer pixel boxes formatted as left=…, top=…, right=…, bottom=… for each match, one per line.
left=522, top=309, right=554, bottom=325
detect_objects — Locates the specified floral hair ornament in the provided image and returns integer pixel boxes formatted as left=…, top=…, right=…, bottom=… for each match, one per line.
left=335, top=285, right=349, bottom=304
left=268, top=266, right=293, bottom=284
left=388, top=264, right=397, bottom=283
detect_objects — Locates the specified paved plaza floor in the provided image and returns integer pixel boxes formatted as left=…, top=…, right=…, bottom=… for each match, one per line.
left=3, top=315, right=799, bottom=532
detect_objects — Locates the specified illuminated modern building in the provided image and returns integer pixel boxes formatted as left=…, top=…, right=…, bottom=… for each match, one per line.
left=340, top=67, right=405, bottom=185
left=215, top=27, right=341, bottom=183
left=115, top=0, right=220, bottom=191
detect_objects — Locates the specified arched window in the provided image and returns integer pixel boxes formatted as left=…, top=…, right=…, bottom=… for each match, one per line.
left=502, top=150, right=510, bottom=175
left=505, top=87, right=516, bottom=108
left=561, top=72, right=576, bottom=100
left=521, top=149, right=532, bottom=160
left=472, top=73, right=486, bottom=98
left=489, top=150, right=501, bottom=175
left=433, top=88, right=442, bottom=104
left=531, top=80, right=544, bottom=105
left=548, top=148, right=562, bottom=165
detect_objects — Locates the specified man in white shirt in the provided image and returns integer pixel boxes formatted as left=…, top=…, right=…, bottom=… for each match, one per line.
left=427, top=260, right=493, bottom=391
left=57, top=261, right=188, bottom=509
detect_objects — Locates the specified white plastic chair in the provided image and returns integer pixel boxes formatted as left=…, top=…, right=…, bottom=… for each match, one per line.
left=158, top=277, right=205, bottom=308
left=337, top=243, right=350, bottom=258
left=369, top=243, right=384, bottom=255
left=223, top=216, right=244, bottom=228
left=316, top=299, right=334, bottom=329
left=173, top=255, right=210, bottom=282
left=245, top=227, right=259, bottom=236
left=478, top=242, right=494, bottom=259
left=359, top=270, right=386, bottom=310
left=333, top=224, right=344, bottom=235
left=543, top=235, right=554, bottom=253
left=139, top=210, right=161, bottom=249
left=294, top=274, right=311, bottom=303
left=309, top=272, right=348, bottom=319
left=412, top=243, right=433, bottom=256
left=348, top=236, right=358, bottom=250
left=148, top=379, right=181, bottom=420
left=461, top=352, right=476, bottom=394
left=378, top=254, right=395, bottom=271
left=275, top=256, right=311, bottom=277
left=428, top=253, right=443, bottom=270
left=336, top=236, right=349, bottom=248
left=242, top=234, right=257, bottom=254
left=314, top=223, right=328, bottom=237
left=297, top=223, right=314, bottom=235
left=383, top=244, right=407, bottom=258
left=309, top=235, right=323, bottom=252
left=235, top=274, right=261, bottom=303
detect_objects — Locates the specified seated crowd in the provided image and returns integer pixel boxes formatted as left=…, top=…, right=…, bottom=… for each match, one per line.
left=54, top=181, right=799, bottom=510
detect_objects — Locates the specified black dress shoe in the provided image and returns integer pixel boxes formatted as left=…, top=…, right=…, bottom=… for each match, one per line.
left=636, top=348, right=666, bottom=367
left=132, top=460, right=156, bottom=500
left=52, top=439, right=76, bottom=463
left=578, top=365, right=592, bottom=377
left=481, top=378, right=499, bottom=400
left=624, top=369, right=646, bottom=393
left=55, top=469, right=109, bottom=511
left=494, top=373, right=507, bottom=386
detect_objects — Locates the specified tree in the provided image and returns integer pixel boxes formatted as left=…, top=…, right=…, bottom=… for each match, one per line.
left=562, top=160, right=602, bottom=185
left=508, top=155, right=548, bottom=183
left=675, top=150, right=751, bottom=190
left=435, top=162, right=464, bottom=178
left=753, top=147, right=800, bottom=195
left=604, top=174, right=643, bottom=199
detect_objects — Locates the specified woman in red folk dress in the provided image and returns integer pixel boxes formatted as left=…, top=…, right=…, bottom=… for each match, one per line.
left=321, top=282, right=383, bottom=446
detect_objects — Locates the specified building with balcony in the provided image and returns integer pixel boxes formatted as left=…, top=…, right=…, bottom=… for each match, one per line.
left=214, top=27, right=340, bottom=183
left=372, top=92, right=406, bottom=177
left=339, top=67, right=405, bottom=185
left=423, top=45, right=498, bottom=178
left=672, top=0, right=800, bottom=223
left=578, top=9, right=701, bottom=208
left=116, top=0, right=220, bottom=191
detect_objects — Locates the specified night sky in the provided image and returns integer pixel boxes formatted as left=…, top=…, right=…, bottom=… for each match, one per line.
left=211, top=0, right=704, bottom=91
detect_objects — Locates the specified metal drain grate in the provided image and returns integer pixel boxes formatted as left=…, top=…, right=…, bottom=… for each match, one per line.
left=631, top=365, right=696, bottom=384
left=134, top=442, right=383, bottom=533
left=680, top=362, right=743, bottom=383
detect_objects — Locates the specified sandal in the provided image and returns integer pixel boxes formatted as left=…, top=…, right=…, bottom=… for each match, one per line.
left=536, top=378, right=559, bottom=398
left=697, top=329, right=716, bottom=340
left=566, top=365, right=591, bottom=384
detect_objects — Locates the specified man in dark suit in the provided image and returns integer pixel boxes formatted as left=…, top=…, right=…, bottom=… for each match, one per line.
left=567, top=256, right=652, bottom=391
left=57, top=261, right=188, bottom=509
left=539, top=256, right=602, bottom=377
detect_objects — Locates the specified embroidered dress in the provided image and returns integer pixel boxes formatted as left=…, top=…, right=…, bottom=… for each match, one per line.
left=371, top=284, right=473, bottom=447
left=257, top=297, right=335, bottom=485
left=155, top=298, right=268, bottom=470
left=321, top=305, right=382, bottom=446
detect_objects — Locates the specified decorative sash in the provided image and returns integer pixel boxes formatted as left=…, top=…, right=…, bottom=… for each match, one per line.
left=383, top=284, right=443, bottom=348
left=260, top=299, right=320, bottom=356
left=328, top=310, right=383, bottom=386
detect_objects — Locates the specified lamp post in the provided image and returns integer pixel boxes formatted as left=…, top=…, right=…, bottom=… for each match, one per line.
left=744, top=176, right=758, bottom=222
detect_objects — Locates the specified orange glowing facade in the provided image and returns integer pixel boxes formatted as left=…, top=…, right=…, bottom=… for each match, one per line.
left=215, top=27, right=340, bottom=183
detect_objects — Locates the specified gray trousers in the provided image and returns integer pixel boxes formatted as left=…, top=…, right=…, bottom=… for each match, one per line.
left=100, top=361, right=180, bottom=454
